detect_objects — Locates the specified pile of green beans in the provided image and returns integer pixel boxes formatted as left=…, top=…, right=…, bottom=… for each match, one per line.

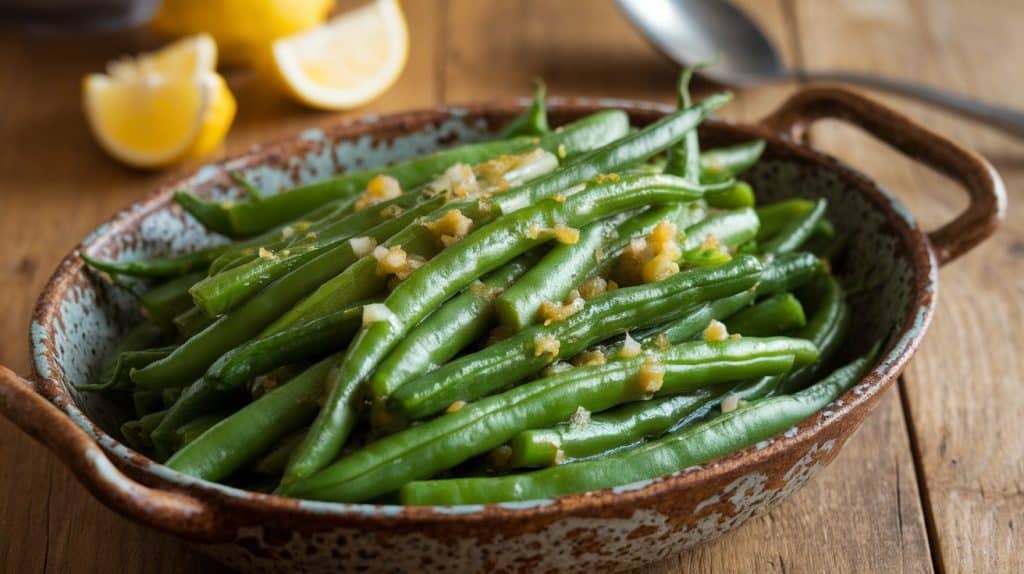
left=80, top=74, right=872, bottom=505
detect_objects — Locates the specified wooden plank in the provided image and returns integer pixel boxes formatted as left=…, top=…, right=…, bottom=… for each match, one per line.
left=0, top=2, right=442, bottom=572
left=444, top=1, right=932, bottom=572
left=790, top=0, right=1024, bottom=572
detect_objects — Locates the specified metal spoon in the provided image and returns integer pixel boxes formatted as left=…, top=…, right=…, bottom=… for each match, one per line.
left=616, top=0, right=1024, bottom=138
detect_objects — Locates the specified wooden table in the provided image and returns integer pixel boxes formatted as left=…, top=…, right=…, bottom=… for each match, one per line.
left=1, top=1, right=1020, bottom=572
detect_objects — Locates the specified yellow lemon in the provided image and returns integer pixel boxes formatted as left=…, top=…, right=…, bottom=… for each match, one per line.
left=272, top=0, right=408, bottom=111
left=151, top=0, right=333, bottom=65
left=83, top=35, right=236, bottom=169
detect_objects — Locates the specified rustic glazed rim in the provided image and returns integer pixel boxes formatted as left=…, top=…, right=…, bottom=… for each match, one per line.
left=0, top=87, right=1005, bottom=542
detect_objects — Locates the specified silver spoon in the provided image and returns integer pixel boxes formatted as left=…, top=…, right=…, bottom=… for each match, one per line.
left=616, top=0, right=1024, bottom=138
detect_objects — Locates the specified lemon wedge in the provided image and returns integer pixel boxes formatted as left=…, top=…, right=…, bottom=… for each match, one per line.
left=272, top=0, right=409, bottom=111
left=83, top=35, right=236, bottom=169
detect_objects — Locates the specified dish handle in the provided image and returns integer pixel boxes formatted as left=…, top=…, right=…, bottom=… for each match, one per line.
left=760, top=85, right=1006, bottom=266
left=0, top=364, right=223, bottom=541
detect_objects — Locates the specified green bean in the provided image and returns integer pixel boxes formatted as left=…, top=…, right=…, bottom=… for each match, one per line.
left=282, top=336, right=816, bottom=502
left=664, top=66, right=702, bottom=182
left=494, top=211, right=635, bottom=332
left=165, top=357, right=338, bottom=481
left=763, top=198, right=828, bottom=255
left=139, top=272, right=204, bottom=324
left=121, top=410, right=167, bottom=451
left=131, top=197, right=430, bottom=390
left=177, top=137, right=543, bottom=238
left=390, top=255, right=762, bottom=420
left=284, top=171, right=728, bottom=484
left=370, top=252, right=544, bottom=398
left=755, top=198, right=815, bottom=240
left=400, top=348, right=875, bottom=505
left=252, top=431, right=307, bottom=476
left=173, top=306, right=216, bottom=339
left=81, top=245, right=226, bottom=279
left=266, top=96, right=729, bottom=335
left=618, top=290, right=756, bottom=352
left=79, top=342, right=175, bottom=393
left=724, top=293, right=806, bottom=337
left=174, top=413, right=226, bottom=450
left=507, top=388, right=720, bottom=468
left=756, top=252, right=823, bottom=297
left=206, top=302, right=365, bottom=390
left=774, top=275, right=850, bottom=395
left=682, top=207, right=760, bottom=252
left=706, top=181, right=755, bottom=209
left=499, top=79, right=549, bottom=138
left=699, top=140, right=765, bottom=183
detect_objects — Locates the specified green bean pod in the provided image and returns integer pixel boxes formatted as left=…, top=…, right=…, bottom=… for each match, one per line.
left=699, top=140, right=765, bottom=183
left=664, top=66, right=702, bottom=182
left=762, top=198, right=828, bottom=254
left=705, top=181, right=755, bottom=209
left=370, top=251, right=544, bottom=398
left=283, top=336, right=816, bottom=502
left=400, top=348, right=875, bottom=505
left=507, top=387, right=721, bottom=468
left=139, top=272, right=204, bottom=324
left=724, top=293, right=807, bottom=337
left=682, top=207, right=760, bottom=252
left=81, top=245, right=225, bottom=279
left=390, top=255, right=762, bottom=419
left=774, top=275, right=850, bottom=395
left=756, top=252, right=823, bottom=297
left=206, top=303, right=365, bottom=390
left=165, top=356, right=338, bottom=481
left=173, top=306, right=216, bottom=339
left=284, top=172, right=727, bottom=483
left=499, top=80, right=550, bottom=138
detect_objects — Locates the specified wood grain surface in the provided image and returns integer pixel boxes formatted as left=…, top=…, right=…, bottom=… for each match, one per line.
left=0, top=1, right=1019, bottom=572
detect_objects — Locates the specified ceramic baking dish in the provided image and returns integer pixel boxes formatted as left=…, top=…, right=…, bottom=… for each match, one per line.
left=0, top=86, right=1004, bottom=573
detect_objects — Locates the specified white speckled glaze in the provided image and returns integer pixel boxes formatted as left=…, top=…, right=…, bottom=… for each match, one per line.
left=14, top=90, right=1004, bottom=573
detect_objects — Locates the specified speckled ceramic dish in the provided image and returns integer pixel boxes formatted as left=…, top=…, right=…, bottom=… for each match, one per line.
left=0, top=87, right=1004, bottom=573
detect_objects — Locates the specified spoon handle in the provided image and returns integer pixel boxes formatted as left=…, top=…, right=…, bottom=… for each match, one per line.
left=798, top=70, right=1024, bottom=139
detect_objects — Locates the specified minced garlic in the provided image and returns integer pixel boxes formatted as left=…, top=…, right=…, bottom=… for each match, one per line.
left=592, top=173, right=621, bottom=184
left=379, top=204, right=405, bottom=220
left=533, top=334, right=561, bottom=358
left=720, top=393, right=748, bottom=413
left=654, top=333, right=672, bottom=350
left=572, top=350, right=607, bottom=367
left=703, top=319, right=729, bottom=342
left=305, top=231, right=318, bottom=241
left=355, top=174, right=402, bottom=210
left=553, top=224, right=580, bottom=244
left=540, top=361, right=573, bottom=377
left=425, top=208, right=473, bottom=246
left=446, top=400, right=467, bottom=414
left=637, top=359, right=666, bottom=395
left=280, top=225, right=295, bottom=240
left=539, top=293, right=584, bottom=325
left=619, top=332, right=642, bottom=358
left=373, top=245, right=414, bottom=277
left=552, top=448, right=567, bottom=465
left=641, top=252, right=680, bottom=283
left=349, top=236, right=377, bottom=257
left=362, top=303, right=394, bottom=325
left=569, top=406, right=591, bottom=429
left=578, top=276, right=609, bottom=300
left=258, top=247, right=275, bottom=260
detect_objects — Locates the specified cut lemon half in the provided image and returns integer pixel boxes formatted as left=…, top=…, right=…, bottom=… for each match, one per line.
left=83, top=36, right=236, bottom=169
left=272, top=0, right=409, bottom=111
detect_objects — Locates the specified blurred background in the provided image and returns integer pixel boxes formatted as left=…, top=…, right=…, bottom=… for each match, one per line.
left=0, top=1, right=1020, bottom=573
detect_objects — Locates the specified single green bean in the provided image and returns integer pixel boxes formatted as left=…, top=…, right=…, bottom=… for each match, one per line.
left=699, top=140, right=765, bottom=183
left=724, top=293, right=806, bottom=337
left=763, top=198, right=828, bottom=255
left=706, top=181, right=755, bottom=209
left=165, top=357, right=338, bottom=481
left=664, top=66, right=702, bottom=182
left=81, top=245, right=225, bottom=279
left=390, top=255, right=762, bottom=419
left=283, top=336, right=816, bottom=502
left=140, top=272, right=204, bottom=324
left=499, top=79, right=549, bottom=138
left=173, top=306, right=216, bottom=339
left=756, top=252, right=823, bottom=297
left=400, top=348, right=875, bottom=505
left=206, top=303, right=365, bottom=390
